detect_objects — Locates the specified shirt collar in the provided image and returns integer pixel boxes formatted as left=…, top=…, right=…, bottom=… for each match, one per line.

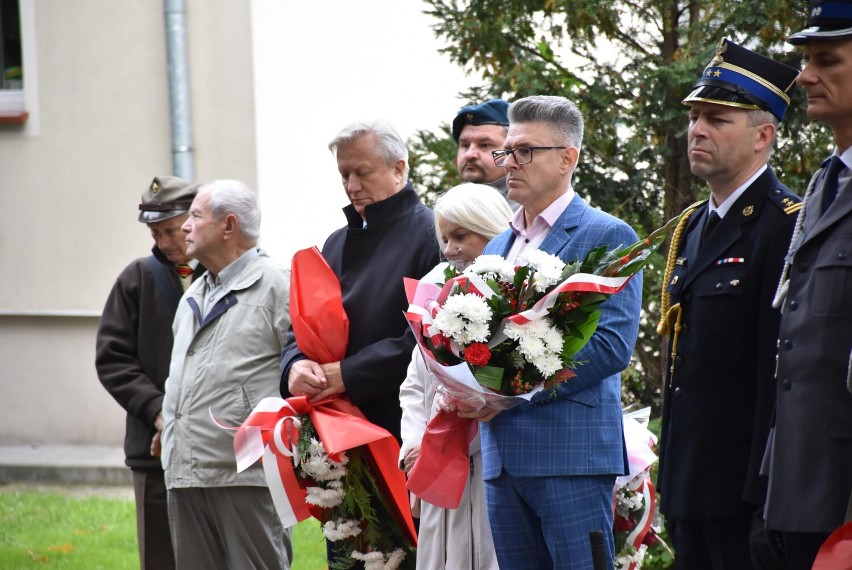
left=710, top=164, right=766, bottom=219
left=205, top=247, right=258, bottom=291
left=510, top=188, right=576, bottom=235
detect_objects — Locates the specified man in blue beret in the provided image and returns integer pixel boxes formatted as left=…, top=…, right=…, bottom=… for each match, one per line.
left=452, top=99, right=518, bottom=209
left=762, top=2, right=852, bottom=568
left=656, top=38, right=801, bottom=570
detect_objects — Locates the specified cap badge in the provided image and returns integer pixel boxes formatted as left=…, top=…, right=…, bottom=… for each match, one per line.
left=151, top=181, right=160, bottom=194
left=812, top=6, right=822, bottom=17
left=742, top=205, right=754, bottom=216
left=710, top=40, right=727, bottom=66
left=466, top=113, right=474, bottom=122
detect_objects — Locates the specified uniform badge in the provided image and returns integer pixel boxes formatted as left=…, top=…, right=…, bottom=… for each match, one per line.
left=742, top=205, right=754, bottom=216
left=151, top=181, right=160, bottom=194
left=710, top=40, right=727, bottom=66
left=729, top=279, right=740, bottom=286
left=676, top=257, right=687, bottom=266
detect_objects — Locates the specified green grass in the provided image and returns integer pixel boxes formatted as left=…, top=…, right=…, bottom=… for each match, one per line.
left=0, top=484, right=327, bottom=569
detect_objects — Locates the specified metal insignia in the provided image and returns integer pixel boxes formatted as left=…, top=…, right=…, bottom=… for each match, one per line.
left=676, top=257, right=687, bottom=266
left=151, top=181, right=160, bottom=194
left=710, top=39, right=727, bottom=65
left=730, top=279, right=740, bottom=286
left=671, top=276, right=679, bottom=285
left=742, top=205, right=754, bottom=216
left=813, top=6, right=822, bottom=17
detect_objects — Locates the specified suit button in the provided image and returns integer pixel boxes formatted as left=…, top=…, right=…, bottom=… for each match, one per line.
left=799, top=261, right=809, bottom=272
left=176, top=412, right=183, bottom=419
left=782, top=339, right=793, bottom=350
left=789, top=300, right=798, bottom=311
left=781, top=378, right=791, bottom=391
left=187, top=349, right=194, bottom=356
left=673, top=387, right=683, bottom=398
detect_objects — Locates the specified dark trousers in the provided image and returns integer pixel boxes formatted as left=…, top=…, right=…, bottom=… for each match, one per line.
left=132, top=468, right=176, bottom=570
left=778, top=531, right=830, bottom=570
left=666, top=517, right=753, bottom=569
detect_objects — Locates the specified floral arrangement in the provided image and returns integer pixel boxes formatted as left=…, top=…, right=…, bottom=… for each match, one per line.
left=296, top=416, right=415, bottom=570
left=404, top=218, right=683, bottom=509
left=223, top=248, right=416, bottom=570
left=408, top=219, right=678, bottom=406
left=614, top=407, right=673, bottom=570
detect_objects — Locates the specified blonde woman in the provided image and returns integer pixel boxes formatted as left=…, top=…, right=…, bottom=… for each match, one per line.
left=399, top=183, right=512, bottom=570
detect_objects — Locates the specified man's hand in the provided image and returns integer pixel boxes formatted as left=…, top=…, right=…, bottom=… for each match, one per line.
left=288, top=360, right=328, bottom=397
left=309, top=362, right=346, bottom=403
left=150, top=431, right=162, bottom=457
left=154, top=411, right=164, bottom=432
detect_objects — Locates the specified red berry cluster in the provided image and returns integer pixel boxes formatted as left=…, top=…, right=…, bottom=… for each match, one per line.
left=509, top=369, right=535, bottom=395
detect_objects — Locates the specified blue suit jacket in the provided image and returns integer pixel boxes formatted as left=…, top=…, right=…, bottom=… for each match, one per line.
left=480, top=194, right=642, bottom=479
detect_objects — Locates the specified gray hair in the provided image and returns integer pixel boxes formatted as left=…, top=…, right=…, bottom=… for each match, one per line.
left=508, top=95, right=584, bottom=151
left=328, top=119, right=409, bottom=180
left=433, top=183, right=513, bottom=250
left=201, top=179, right=261, bottom=243
left=747, top=108, right=780, bottom=129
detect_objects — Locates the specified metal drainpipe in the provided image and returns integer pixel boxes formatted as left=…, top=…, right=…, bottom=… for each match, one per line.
left=164, top=0, right=195, bottom=179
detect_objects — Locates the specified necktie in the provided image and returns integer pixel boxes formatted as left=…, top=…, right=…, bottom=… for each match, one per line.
left=701, top=210, right=721, bottom=247
left=176, top=264, right=193, bottom=291
left=821, top=156, right=844, bottom=215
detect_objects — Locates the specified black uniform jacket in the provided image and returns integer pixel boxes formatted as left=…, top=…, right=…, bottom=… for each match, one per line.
left=658, top=167, right=800, bottom=520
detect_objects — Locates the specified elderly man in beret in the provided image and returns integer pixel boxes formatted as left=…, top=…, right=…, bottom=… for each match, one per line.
left=453, top=98, right=518, bottom=209
left=762, top=2, right=852, bottom=568
left=96, top=176, right=206, bottom=569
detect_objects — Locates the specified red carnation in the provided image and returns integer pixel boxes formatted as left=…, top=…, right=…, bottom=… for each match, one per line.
left=463, top=343, right=491, bottom=368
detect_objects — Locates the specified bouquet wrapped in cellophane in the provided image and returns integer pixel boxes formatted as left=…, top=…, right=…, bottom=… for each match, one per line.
left=404, top=216, right=681, bottom=508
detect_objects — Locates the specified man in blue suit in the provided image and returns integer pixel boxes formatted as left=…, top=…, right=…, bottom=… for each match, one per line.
left=453, top=95, right=643, bottom=568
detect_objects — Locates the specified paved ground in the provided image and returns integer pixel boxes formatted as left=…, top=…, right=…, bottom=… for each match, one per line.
left=0, top=444, right=133, bottom=487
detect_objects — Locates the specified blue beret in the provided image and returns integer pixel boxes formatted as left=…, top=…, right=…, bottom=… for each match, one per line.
left=682, top=38, right=799, bottom=121
left=789, top=0, right=852, bottom=44
left=452, top=99, right=509, bottom=142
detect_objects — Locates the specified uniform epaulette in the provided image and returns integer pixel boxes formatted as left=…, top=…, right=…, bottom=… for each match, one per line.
left=767, top=187, right=803, bottom=216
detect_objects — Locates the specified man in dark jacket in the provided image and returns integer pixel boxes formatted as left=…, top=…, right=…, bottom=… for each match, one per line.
left=656, top=39, right=801, bottom=569
left=281, top=120, right=440, bottom=439
left=95, top=176, right=204, bottom=570
left=281, top=119, right=440, bottom=565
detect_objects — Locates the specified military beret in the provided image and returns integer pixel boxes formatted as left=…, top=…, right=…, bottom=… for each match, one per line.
left=789, top=0, right=852, bottom=44
left=682, top=38, right=799, bottom=121
left=138, top=176, right=201, bottom=223
left=451, top=99, right=510, bottom=142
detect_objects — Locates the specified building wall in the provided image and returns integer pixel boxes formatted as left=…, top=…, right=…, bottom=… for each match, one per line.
left=0, top=0, right=256, bottom=445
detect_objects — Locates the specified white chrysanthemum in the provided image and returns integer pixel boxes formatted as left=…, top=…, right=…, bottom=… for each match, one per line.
left=352, top=548, right=406, bottom=570
left=322, top=519, right=362, bottom=541
left=305, top=479, right=345, bottom=508
left=504, top=318, right=564, bottom=378
left=520, top=250, right=565, bottom=292
left=432, top=293, right=492, bottom=345
left=300, top=439, right=348, bottom=482
left=464, top=254, right=515, bottom=281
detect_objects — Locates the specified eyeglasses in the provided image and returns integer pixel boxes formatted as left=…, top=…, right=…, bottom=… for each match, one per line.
left=492, top=146, right=568, bottom=167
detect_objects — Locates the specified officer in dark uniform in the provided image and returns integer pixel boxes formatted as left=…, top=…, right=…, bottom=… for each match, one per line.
left=656, top=39, right=801, bottom=569
left=762, top=2, right=852, bottom=568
